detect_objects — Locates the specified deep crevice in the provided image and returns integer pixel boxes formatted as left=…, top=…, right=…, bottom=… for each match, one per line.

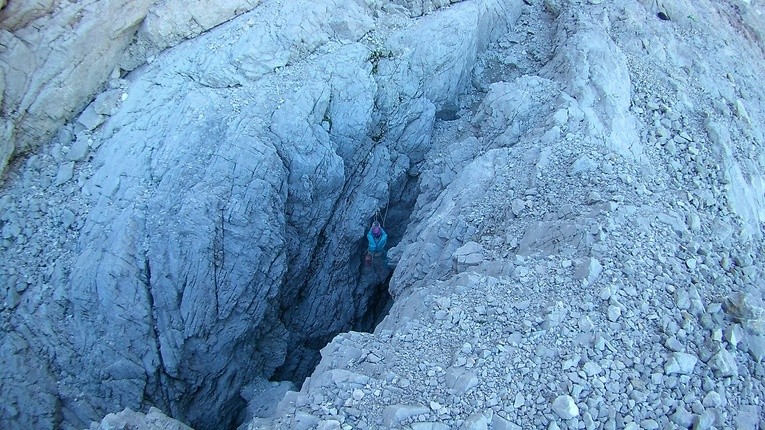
left=269, top=197, right=410, bottom=389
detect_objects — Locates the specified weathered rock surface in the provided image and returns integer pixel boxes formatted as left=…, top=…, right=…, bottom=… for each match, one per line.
left=1, top=0, right=521, bottom=429
left=1, top=0, right=764, bottom=430
left=250, top=0, right=765, bottom=429
left=88, top=407, right=191, bottom=430
left=0, top=0, right=264, bottom=178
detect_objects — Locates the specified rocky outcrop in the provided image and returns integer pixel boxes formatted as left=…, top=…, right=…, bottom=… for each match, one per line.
left=119, top=0, right=262, bottom=71
left=253, top=0, right=765, bottom=429
left=1, top=0, right=764, bottom=429
left=0, top=0, right=521, bottom=429
left=87, top=407, right=191, bottom=430
left=0, top=0, right=264, bottom=179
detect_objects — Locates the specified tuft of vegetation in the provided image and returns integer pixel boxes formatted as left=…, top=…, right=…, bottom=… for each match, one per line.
left=368, top=48, right=394, bottom=74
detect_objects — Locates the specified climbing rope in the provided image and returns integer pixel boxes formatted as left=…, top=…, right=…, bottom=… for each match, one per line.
left=374, top=205, right=389, bottom=227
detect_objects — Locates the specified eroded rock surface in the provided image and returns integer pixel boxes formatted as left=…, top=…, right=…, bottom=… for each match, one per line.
left=1, top=0, right=521, bottom=428
left=0, top=0, right=264, bottom=178
left=251, top=0, right=765, bottom=429
left=1, top=0, right=764, bottom=430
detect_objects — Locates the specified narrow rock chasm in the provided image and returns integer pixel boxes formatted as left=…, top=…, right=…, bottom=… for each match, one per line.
left=269, top=204, right=407, bottom=389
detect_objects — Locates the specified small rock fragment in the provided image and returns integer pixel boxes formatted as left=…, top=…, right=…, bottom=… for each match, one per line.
left=670, top=407, right=695, bottom=428
left=551, top=395, right=579, bottom=419
left=583, top=361, right=602, bottom=376
left=77, top=104, right=105, bottom=130
left=61, top=209, right=76, bottom=230
left=665, top=352, right=698, bottom=375
left=578, top=316, right=594, bottom=332
left=67, top=138, right=90, bottom=161
left=725, top=324, right=744, bottom=348
left=607, top=305, right=621, bottom=322
left=445, top=367, right=478, bottom=396
left=702, top=391, right=722, bottom=408
left=54, top=162, right=75, bottom=186
left=746, top=335, right=765, bottom=362
left=511, top=198, right=525, bottom=216
left=575, top=258, right=602, bottom=284
left=352, top=389, right=364, bottom=400
left=735, top=405, right=760, bottom=430
left=665, top=336, right=684, bottom=352
left=514, top=392, right=525, bottom=408
left=454, top=241, right=484, bottom=267
left=382, top=404, right=430, bottom=427
left=461, top=412, right=488, bottom=430
left=571, top=156, right=598, bottom=175
left=708, top=348, right=738, bottom=377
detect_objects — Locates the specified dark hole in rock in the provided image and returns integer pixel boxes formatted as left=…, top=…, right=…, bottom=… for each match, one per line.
left=435, top=103, right=461, bottom=121
left=435, top=108, right=460, bottom=121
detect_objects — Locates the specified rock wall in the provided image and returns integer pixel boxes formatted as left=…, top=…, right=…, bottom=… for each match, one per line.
left=0, top=0, right=264, bottom=180
left=252, top=0, right=765, bottom=428
left=0, top=0, right=521, bottom=429
left=1, top=0, right=764, bottom=429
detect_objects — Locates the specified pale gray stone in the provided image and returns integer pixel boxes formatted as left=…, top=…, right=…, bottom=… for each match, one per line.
left=77, top=105, right=106, bottom=131
left=575, top=258, right=603, bottom=284
left=511, top=198, right=525, bottom=216
left=317, top=419, right=342, bottom=430
left=93, top=89, right=124, bottom=116
left=607, top=305, right=622, bottom=322
left=492, top=414, right=522, bottom=430
left=445, top=367, right=479, bottom=396
left=665, top=352, right=698, bottom=375
left=583, top=362, right=602, bottom=376
left=66, top=139, right=90, bottom=161
left=461, top=412, right=489, bottom=430
left=670, top=406, right=695, bottom=428
left=54, top=162, right=75, bottom=186
left=292, top=412, right=321, bottom=430
left=551, top=395, right=579, bottom=419
left=745, top=335, right=765, bottom=362
left=735, top=405, right=761, bottom=430
left=578, top=316, right=595, bottom=332
left=665, top=336, right=684, bottom=352
left=725, top=324, right=744, bottom=348
left=708, top=348, right=738, bottom=377
left=61, top=209, right=76, bottom=229
left=382, top=404, right=430, bottom=427
left=454, top=241, right=485, bottom=267
left=570, top=155, right=599, bottom=175
left=702, top=391, right=722, bottom=408
left=675, top=288, right=691, bottom=310
left=91, top=407, right=192, bottom=430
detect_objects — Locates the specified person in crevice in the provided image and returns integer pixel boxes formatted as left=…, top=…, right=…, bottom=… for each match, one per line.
left=366, top=221, right=388, bottom=266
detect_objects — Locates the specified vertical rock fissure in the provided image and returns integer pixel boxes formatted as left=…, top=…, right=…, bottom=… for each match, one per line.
left=269, top=194, right=414, bottom=387
left=142, top=256, right=172, bottom=418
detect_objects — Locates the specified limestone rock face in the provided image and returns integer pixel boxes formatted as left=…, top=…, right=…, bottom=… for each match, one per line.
left=2, top=0, right=765, bottom=430
left=119, top=0, right=263, bottom=71
left=0, top=0, right=265, bottom=180
left=0, top=0, right=521, bottom=429
left=0, top=0, right=153, bottom=176
left=88, top=407, right=192, bottom=430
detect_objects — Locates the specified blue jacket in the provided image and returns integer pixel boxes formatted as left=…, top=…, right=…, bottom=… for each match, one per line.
left=367, top=228, right=388, bottom=253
